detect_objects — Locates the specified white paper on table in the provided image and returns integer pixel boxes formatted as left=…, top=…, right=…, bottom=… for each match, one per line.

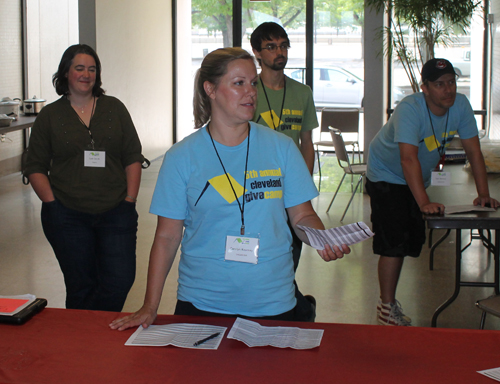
left=478, top=367, right=500, bottom=382
left=445, top=205, right=496, bottom=214
left=0, top=294, right=36, bottom=316
left=297, top=222, right=374, bottom=251
left=227, top=317, right=323, bottom=349
left=125, top=323, right=227, bottom=350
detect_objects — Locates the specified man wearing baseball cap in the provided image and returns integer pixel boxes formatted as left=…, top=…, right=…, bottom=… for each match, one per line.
left=365, top=58, right=499, bottom=326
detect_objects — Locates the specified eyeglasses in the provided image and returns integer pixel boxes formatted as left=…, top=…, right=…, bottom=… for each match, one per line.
left=261, top=44, right=290, bottom=53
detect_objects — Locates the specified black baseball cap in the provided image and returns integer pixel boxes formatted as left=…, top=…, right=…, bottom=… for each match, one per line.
left=421, top=58, right=457, bottom=82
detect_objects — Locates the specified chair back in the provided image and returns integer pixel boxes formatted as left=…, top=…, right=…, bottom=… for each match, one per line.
left=329, top=128, right=352, bottom=171
left=320, top=108, right=360, bottom=134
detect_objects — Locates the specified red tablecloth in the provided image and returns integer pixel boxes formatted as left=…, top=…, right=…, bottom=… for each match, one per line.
left=0, top=308, right=499, bottom=383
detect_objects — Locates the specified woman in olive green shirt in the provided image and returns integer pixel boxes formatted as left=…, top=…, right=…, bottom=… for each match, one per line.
left=25, top=44, right=144, bottom=312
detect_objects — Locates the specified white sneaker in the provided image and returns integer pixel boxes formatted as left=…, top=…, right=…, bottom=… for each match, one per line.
left=377, top=299, right=412, bottom=326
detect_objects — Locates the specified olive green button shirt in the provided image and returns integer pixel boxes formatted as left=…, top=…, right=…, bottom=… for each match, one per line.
left=25, top=95, right=144, bottom=214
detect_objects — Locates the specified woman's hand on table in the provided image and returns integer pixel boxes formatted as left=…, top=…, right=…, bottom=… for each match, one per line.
left=317, top=243, right=351, bottom=262
left=109, top=305, right=157, bottom=331
left=474, top=196, right=500, bottom=209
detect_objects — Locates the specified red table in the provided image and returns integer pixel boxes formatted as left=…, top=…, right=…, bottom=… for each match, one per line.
left=0, top=308, right=499, bottom=383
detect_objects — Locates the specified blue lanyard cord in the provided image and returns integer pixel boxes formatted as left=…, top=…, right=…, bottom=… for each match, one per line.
left=207, top=124, right=250, bottom=235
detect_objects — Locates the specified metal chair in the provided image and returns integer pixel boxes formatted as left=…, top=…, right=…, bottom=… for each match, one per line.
left=326, top=127, right=367, bottom=221
left=476, top=295, right=500, bottom=329
left=314, top=108, right=360, bottom=191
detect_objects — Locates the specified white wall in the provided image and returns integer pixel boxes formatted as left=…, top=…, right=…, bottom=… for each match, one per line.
left=26, top=0, right=79, bottom=104
left=0, top=1, right=23, bottom=100
left=0, top=0, right=24, bottom=176
left=0, top=0, right=78, bottom=177
left=95, top=0, right=173, bottom=160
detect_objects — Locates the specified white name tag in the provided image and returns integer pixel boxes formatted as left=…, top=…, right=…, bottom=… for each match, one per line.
left=225, top=235, right=259, bottom=264
left=431, top=171, right=451, bottom=186
left=84, top=150, right=106, bottom=167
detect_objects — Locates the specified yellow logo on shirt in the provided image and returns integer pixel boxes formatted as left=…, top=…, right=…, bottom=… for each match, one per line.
left=208, top=174, right=246, bottom=204
left=260, top=110, right=283, bottom=130
left=195, top=170, right=284, bottom=206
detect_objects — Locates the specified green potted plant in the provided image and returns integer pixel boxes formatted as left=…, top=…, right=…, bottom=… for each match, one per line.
left=366, top=0, right=481, bottom=93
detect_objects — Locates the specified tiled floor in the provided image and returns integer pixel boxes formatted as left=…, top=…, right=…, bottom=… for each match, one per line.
left=1, top=157, right=499, bottom=330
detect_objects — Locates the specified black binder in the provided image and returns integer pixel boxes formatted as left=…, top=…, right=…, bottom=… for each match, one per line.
left=0, top=298, right=47, bottom=325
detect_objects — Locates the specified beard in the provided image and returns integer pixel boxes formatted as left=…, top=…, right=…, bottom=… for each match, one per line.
left=268, top=56, right=287, bottom=71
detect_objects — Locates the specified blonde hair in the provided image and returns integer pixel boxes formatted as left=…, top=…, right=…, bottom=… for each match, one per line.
left=193, top=47, right=254, bottom=128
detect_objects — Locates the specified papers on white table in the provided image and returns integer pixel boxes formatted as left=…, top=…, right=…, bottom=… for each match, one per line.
left=125, top=323, right=227, bottom=350
left=445, top=205, right=497, bottom=214
left=478, top=367, right=500, bottom=381
left=298, top=222, right=374, bottom=251
left=0, top=294, right=36, bottom=316
left=227, top=317, right=323, bottom=349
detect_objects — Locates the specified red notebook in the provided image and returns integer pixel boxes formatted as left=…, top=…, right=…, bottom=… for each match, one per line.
left=0, top=298, right=47, bottom=325
left=0, top=298, right=31, bottom=314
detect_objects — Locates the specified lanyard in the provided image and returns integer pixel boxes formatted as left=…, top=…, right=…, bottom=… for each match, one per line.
left=75, top=96, right=97, bottom=149
left=260, top=77, right=286, bottom=131
left=426, top=102, right=449, bottom=158
left=207, top=123, right=250, bottom=235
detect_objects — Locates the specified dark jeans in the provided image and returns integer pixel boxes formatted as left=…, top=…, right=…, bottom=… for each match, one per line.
left=41, top=199, right=138, bottom=311
left=289, top=218, right=316, bottom=322
left=174, top=300, right=296, bottom=321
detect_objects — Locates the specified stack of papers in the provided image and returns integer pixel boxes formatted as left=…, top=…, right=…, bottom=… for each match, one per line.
left=0, top=294, right=36, bottom=316
left=298, top=222, right=374, bottom=251
left=445, top=205, right=496, bottom=214
left=478, top=367, right=500, bottom=381
left=227, top=317, right=323, bottom=349
left=125, top=323, right=227, bottom=350
left=124, top=318, right=324, bottom=350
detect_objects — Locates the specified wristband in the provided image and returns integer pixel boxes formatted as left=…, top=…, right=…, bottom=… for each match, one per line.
left=126, top=195, right=137, bottom=202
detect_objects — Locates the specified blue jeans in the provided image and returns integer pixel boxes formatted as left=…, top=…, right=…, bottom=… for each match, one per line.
left=41, top=199, right=138, bottom=311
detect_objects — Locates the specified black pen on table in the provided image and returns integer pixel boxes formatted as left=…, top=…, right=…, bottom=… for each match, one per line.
left=193, top=332, right=220, bottom=347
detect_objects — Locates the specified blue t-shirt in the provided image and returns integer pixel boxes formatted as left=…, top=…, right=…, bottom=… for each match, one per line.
left=367, top=93, right=478, bottom=187
left=150, top=122, right=318, bottom=317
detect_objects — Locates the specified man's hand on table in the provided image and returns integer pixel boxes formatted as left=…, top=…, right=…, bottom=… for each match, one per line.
left=420, top=202, right=445, bottom=215
left=473, top=196, right=500, bottom=209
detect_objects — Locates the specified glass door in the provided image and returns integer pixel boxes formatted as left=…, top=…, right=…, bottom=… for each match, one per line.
left=242, top=1, right=307, bottom=79
left=176, top=0, right=234, bottom=141
left=176, top=0, right=366, bottom=144
left=312, top=1, right=364, bottom=109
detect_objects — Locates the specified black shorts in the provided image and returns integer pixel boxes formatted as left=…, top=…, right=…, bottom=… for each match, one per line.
left=366, top=178, right=425, bottom=257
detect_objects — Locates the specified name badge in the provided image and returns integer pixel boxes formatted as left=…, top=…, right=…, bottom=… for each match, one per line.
left=225, top=234, right=259, bottom=264
left=84, top=150, right=106, bottom=167
left=431, top=171, right=451, bottom=186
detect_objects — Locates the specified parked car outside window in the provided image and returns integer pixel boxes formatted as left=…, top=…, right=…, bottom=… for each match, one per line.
left=287, top=67, right=405, bottom=108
